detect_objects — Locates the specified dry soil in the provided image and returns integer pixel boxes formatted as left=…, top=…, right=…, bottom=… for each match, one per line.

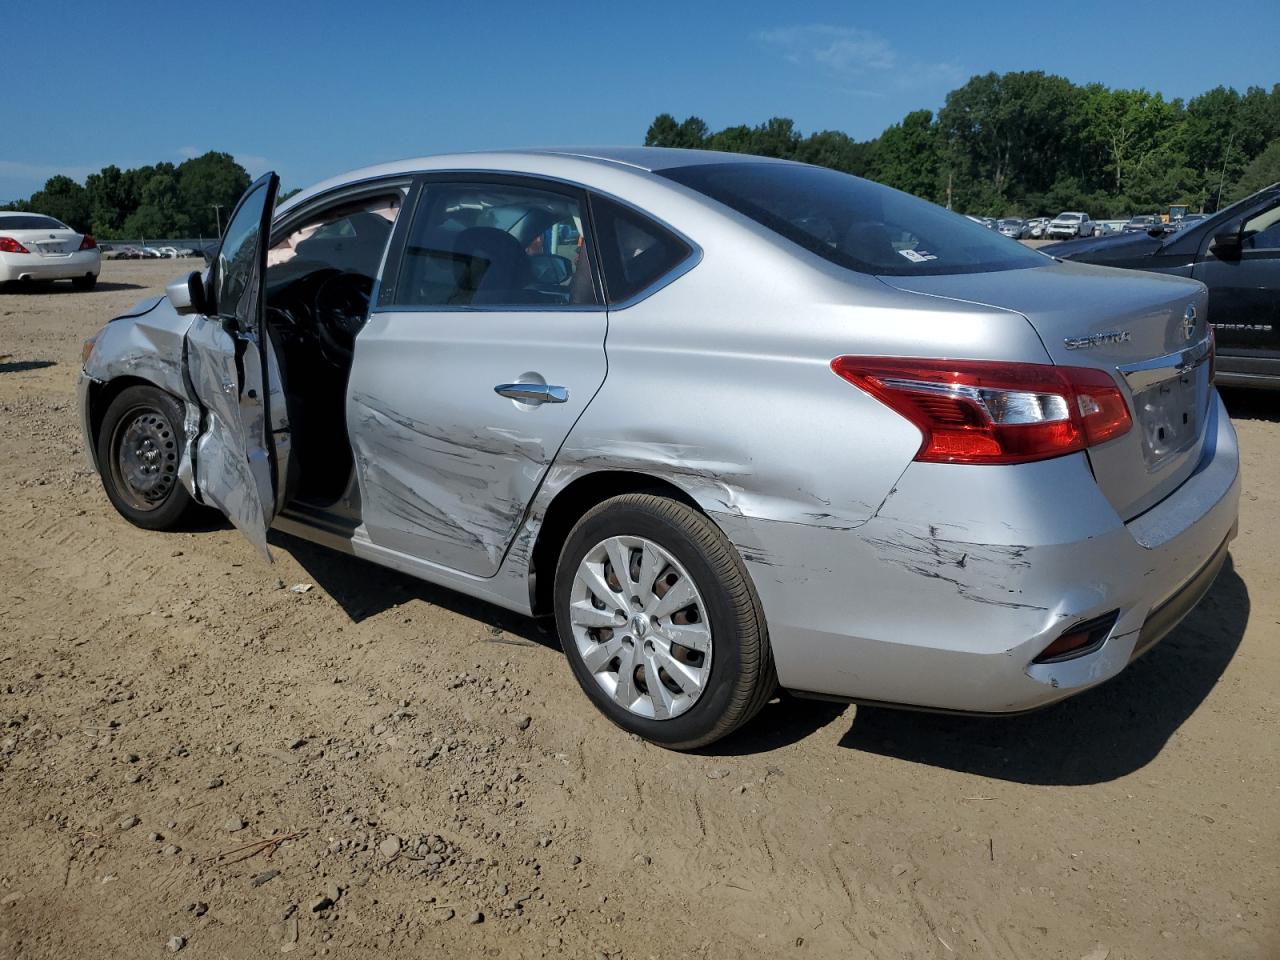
left=0, top=259, right=1276, bottom=959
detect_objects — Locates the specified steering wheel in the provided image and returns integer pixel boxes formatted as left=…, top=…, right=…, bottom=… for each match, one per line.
left=313, top=271, right=373, bottom=366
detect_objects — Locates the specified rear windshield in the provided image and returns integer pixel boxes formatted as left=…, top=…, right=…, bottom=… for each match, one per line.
left=660, top=162, right=1045, bottom=277
left=0, top=214, right=68, bottom=230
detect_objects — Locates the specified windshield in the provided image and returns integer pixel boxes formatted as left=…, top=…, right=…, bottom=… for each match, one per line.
left=0, top=214, right=69, bottom=230
left=1058, top=213, right=1081, bottom=221
left=660, top=162, right=1046, bottom=277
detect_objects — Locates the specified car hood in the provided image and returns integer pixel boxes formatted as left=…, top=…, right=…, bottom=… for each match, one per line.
left=1043, top=230, right=1165, bottom=261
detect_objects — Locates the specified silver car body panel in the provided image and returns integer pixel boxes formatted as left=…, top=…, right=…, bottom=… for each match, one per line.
left=79, top=147, right=1242, bottom=714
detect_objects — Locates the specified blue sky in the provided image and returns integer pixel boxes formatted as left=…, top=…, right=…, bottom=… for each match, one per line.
left=4, top=0, right=1277, bottom=201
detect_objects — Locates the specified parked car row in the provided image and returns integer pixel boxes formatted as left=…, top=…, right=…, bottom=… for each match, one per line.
left=103, top=245, right=200, bottom=260
left=77, top=148, right=1241, bottom=749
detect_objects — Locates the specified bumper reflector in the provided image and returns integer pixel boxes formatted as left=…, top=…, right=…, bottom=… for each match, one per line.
left=1033, top=611, right=1119, bottom=664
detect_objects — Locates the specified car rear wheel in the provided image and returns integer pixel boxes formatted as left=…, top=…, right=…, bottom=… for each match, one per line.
left=96, top=384, right=197, bottom=530
left=554, top=493, right=776, bottom=750
left=72, top=274, right=97, bottom=291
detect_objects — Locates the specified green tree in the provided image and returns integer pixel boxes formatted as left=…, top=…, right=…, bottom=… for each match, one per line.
left=1082, top=86, right=1181, bottom=199
left=644, top=114, right=707, bottom=149
left=122, top=165, right=189, bottom=238
left=1230, top=140, right=1280, bottom=200
left=871, top=110, right=940, bottom=200
left=177, top=152, right=250, bottom=237
left=644, top=113, right=681, bottom=147
left=793, top=130, right=873, bottom=176
left=750, top=117, right=801, bottom=159
left=25, top=175, right=90, bottom=231
left=84, top=165, right=131, bottom=237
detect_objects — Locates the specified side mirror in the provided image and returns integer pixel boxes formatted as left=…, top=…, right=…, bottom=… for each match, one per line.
left=166, top=270, right=209, bottom=315
left=1210, top=229, right=1243, bottom=258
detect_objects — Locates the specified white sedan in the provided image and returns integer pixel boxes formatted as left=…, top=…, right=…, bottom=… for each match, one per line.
left=0, top=212, right=101, bottom=290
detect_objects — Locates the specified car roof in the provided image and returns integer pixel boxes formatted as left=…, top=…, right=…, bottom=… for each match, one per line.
left=277, top=147, right=791, bottom=216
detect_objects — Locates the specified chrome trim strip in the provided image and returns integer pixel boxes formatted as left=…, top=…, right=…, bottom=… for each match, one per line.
left=1116, top=334, right=1213, bottom=391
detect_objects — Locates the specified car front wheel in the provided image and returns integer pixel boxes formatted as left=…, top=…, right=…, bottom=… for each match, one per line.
left=554, top=493, right=776, bottom=750
left=96, top=384, right=198, bottom=530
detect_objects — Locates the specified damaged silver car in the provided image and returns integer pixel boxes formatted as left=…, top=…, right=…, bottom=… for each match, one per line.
left=79, top=149, right=1240, bottom=749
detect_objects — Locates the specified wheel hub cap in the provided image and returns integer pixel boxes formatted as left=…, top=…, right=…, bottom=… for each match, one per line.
left=568, top=535, right=712, bottom=721
left=111, top=408, right=178, bottom=511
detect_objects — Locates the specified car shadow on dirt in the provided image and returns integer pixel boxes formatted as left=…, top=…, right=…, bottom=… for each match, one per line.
left=1220, top=387, right=1280, bottom=423
left=835, top=558, right=1249, bottom=785
left=269, top=529, right=554, bottom=648
left=2, top=281, right=146, bottom=294
left=0, top=360, right=56, bottom=373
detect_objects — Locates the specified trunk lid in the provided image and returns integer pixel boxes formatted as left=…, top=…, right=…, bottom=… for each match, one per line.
left=880, top=260, right=1213, bottom=520
left=7, top=227, right=83, bottom=257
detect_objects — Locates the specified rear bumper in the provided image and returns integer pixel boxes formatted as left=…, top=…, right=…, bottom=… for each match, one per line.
left=0, top=249, right=100, bottom=282
left=716, top=392, right=1241, bottom=713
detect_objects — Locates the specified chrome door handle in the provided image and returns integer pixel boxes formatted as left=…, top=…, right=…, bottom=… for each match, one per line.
left=494, top=383, right=569, bottom=404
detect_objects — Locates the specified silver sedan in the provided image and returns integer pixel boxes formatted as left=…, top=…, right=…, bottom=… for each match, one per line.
left=78, top=148, right=1239, bottom=749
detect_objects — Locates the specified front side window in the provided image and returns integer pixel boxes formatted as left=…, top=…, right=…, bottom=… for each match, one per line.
left=661, top=162, right=1045, bottom=277
left=213, top=178, right=273, bottom=321
left=395, top=182, right=598, bottom=307
left=266, top=193, right=403, bottom=285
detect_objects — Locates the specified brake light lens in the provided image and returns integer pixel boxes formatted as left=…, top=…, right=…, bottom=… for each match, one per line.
left=0, top=236, right=31, bottom=254
left=831, top=356, right=1132, bottom=464
left=79, top=234, right=97, bottom=250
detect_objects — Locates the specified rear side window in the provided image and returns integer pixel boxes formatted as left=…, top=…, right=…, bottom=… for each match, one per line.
left=394, top=182, right=598, bottom=308
left=590, top=195, right=691, bottom=304
left=0, top=214, right=68, bottom=230
left=661, top=161, right=1045, bottom=277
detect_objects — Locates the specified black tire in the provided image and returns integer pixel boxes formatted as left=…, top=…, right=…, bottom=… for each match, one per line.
left=96, top=384, right=198, bottom=530
left=72, top=274, right=97, bottom=291
left=554, top=493, right=776, bottom=750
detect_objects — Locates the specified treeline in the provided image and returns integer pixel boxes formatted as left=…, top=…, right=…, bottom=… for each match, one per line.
left=4, top=152, right=252, bottom=239
left=646, top=73, right=1280, bottom=217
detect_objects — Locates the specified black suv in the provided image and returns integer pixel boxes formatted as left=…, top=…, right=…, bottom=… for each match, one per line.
left=1046, top=184, right=1280, bottom=389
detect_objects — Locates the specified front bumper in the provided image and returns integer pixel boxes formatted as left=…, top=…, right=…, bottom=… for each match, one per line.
left=715, top=392, right=1241, bottom=713
left=0, top=249, right=101, bottom=282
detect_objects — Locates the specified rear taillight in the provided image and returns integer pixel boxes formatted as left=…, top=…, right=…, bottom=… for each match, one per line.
left=831, top=356, right=1132, bottom=465
left=79, top=234, right=97, bottom=250
left=0, top=237, right=30, bottom=254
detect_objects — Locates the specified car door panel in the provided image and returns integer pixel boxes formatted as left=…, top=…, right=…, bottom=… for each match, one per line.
left=348, top=308, right=606, bottom=577
left=1193, top=198, right=1280, bottom=360
left=347, top=176, right=607, bottom=578
left=182, top=172, right=285, bottom=559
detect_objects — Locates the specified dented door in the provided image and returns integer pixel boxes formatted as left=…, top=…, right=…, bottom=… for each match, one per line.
left=184, top=173, right=285, bottom=559
left=347, top=177, right=607, bottom=577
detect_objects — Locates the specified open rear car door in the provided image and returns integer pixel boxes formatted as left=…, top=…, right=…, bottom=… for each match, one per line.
left=183, top=172, right=287, bottom=559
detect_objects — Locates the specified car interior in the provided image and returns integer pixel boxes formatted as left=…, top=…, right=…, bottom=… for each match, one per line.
left=263, top=192, right=404, bottom=507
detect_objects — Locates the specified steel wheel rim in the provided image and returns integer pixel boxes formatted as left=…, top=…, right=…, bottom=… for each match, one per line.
left=569, top=535, right=712, bottom=720
left=109, top=405, right=179, bottom=511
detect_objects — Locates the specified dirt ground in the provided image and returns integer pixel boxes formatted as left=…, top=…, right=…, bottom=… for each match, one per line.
left=0, top=259, right=1276, bottom=960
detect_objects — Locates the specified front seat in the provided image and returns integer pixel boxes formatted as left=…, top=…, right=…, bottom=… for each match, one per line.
left=452, top=227, right=533, bottom=304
